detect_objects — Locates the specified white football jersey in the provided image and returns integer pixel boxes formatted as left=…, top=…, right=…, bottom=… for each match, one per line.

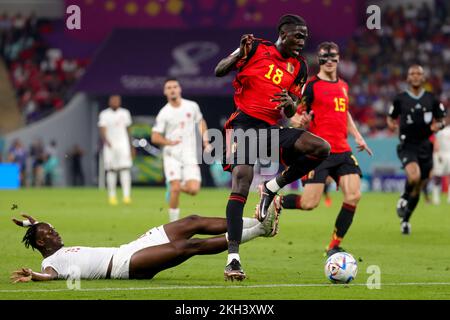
left=98, top=108, right=132, bottom=149
left=41, top=246, right=118, bottom=280
left=152, top=99, right=203, bottom=161
left=435, top=126, right=450, bottom=154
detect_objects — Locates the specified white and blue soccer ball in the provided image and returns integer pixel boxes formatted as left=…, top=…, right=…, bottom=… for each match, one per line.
left=324, top=252, right=358, bottom=284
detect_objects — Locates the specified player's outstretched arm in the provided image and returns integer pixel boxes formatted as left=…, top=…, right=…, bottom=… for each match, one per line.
left=214, top=34, right=254, bottom=77
left=12, top=213, right=38, bottom=227
left=151, top=132, right=180, bottom=146
left=11, top=267, right=57, bottom=283
left=348, top=112, right=373, bottom=156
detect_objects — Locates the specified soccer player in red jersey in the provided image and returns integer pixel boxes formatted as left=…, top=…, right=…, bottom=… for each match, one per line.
left=280, top=42, right=372, bottom=257
left=215, top=14, right=330, bottom=280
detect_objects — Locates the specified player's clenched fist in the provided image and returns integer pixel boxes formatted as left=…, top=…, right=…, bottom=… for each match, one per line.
left=239, top=34, right=254, bottom=59
left=271, top=89, right=295, bottom=110
left=291, top=110, right=313, bottom=128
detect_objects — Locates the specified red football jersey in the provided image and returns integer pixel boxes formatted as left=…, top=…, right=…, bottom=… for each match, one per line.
left=232, top=39, right=308, bottom=125
left=298, top=75, right=351, bottom=153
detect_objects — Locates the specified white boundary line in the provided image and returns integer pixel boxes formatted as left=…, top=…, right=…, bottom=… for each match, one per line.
left=2, top=282, right=450, bottom=293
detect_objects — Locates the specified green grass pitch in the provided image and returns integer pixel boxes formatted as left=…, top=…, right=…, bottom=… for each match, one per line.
left=1, top=187, right=450, bottom=300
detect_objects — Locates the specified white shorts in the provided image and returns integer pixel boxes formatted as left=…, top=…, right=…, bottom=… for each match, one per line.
left=163, top=156, right=201, bottom=183
left=103, top=146, right=132, bottom=171
left=110, top=225, right=170, bottom=279
left=433, top=153, right=450, bottom=176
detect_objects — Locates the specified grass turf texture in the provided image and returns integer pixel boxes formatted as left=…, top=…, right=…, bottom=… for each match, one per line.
left=1, top=187, right=450, bottom=300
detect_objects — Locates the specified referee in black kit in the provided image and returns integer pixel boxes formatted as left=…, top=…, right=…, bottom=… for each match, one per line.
left=387, top=64, right=447, bottom=235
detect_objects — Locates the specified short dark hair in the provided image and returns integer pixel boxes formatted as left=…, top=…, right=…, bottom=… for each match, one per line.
left=164, top=77, right=179, bottom=86
left=317, top=41, right=339, bottom=53
left=22, top=223, right=46, bottom=250
left=408, top=64, right=423, bottom=71
left=277, top=14, right=306, bottom=33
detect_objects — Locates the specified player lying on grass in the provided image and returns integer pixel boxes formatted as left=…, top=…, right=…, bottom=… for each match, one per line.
left=10, top=209, right=280, bottom=282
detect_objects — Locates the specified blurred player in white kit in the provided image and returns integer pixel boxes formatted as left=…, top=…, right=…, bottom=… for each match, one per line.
left=432, top=114, right=450, bottom=205
left=98, top=95, right=134, bottom=205
left=151, top=78, right=210, bottom=222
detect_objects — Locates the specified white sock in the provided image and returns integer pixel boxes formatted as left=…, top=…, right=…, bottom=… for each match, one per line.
left=169, top=208, right=180, bottom=222
left=243, top=217, right=260, bottom=229
left=106, top=171, right=117, bottom=198
left=265, top=178, right=281, bottom=193
left=225, top=223, right=265, bottom=247
left=120, top=169, right=131, bottom=198
left=227, top=253, right=240, bottom=264
left=432, top=182, right=440, bottom=204
left=241, top=223, right=265, bottom=243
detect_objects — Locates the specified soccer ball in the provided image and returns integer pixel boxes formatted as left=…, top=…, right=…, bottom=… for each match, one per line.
left=324, top=252, right=358, bottom=284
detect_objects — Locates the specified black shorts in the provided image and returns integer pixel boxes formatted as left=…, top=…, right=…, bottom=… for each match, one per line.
left=397, top=140, right=433, bottom=180
left=302, top=151, right=362, bottom=185
left=222, top=110, right=305, bottom=172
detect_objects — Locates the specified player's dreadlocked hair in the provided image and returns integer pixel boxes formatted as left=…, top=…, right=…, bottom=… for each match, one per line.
left=277, top=14, right=306, bottom=32
left=22, top=223, right=45, bottom=250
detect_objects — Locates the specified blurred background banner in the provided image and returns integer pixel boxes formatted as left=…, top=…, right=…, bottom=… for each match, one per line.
left=0, top=163, right=20, bottom=189
left=74, top=28, right=254, bottom=95
left=64, top=0, right=361, bottom=42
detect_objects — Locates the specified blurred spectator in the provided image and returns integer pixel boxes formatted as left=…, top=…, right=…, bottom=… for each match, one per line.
left=68, top=144, right=85, bottom=186
left=44, top=139, right=59, bottom=186
left=435, top=0, right=449, bottom=25
left=29, top=138, right=45, bottom=186
left=338, top=2, right=450, bottom=136
left=0, top=4, right=447, bottom=136
left=7, top=139, right=27, bottom=186
left=338, top=57, right=357, bottom=80
left=0, top=14, right=87, bottom=124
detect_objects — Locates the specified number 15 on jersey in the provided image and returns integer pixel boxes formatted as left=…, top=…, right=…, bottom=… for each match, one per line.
left=334, top=97, right=347, bottom=112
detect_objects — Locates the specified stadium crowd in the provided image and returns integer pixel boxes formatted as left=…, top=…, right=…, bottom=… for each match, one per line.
left=5, top=138, right=60, bottom=187
left=338, top=1, right=450, bottom=137
left=0, top=13, right=88, bottom=124
left=1, top=3, right=448, bottom=133
left=1, top=2, right=449, bottom=189
left=2, top=135, right=87, bottom=187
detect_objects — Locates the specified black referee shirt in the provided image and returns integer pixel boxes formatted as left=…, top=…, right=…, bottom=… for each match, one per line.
left=388, top=90, right=446, bottom=143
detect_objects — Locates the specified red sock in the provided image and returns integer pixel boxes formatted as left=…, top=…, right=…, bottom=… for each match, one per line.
left=327, top=232, right=342, bottom=250
left=281, top=194, right=302, bottom=209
